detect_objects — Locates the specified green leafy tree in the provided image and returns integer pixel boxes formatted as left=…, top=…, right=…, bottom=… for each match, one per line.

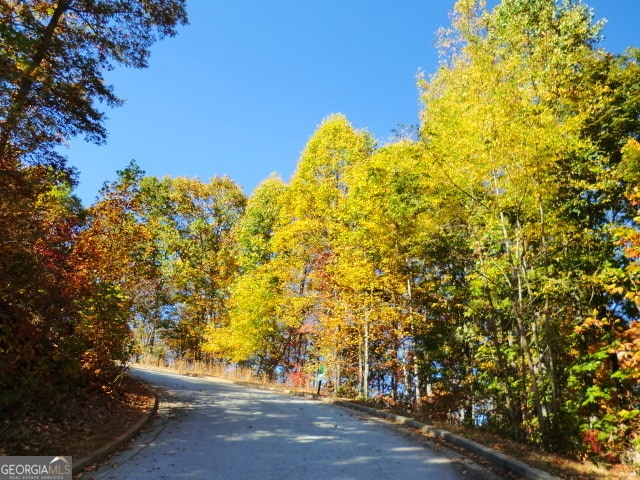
left=419, top=0, right=640, bottom=452
left=145, top=176, right=246, bottom=361
left=0, top=0, right=187, bottom=168
left=233, top=174, right=287, bottom=273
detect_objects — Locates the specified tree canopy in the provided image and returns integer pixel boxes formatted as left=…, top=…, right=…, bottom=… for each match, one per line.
left=0, top=0, right=187, bottom=421
left=0, top=0, right=187, bottom=169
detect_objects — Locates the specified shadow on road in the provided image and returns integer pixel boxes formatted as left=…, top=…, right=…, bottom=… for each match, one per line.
left=93, top=367, right=489, bottom=480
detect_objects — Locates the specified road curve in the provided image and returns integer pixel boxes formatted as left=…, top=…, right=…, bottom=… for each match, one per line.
left=91, top=366, right=492, bottom=480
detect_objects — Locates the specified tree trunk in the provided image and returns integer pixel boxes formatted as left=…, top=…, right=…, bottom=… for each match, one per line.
left=363, top=312, right=370, bottom=398
left=0, top=0, right=73, bottom=164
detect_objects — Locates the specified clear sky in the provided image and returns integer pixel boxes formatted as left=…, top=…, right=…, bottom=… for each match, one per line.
left=62, top=1, right=640, bottom=206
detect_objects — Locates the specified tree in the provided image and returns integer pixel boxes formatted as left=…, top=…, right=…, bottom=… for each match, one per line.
left=233, top=174, right=287, bottom=273
left=419, top=0, right=640, bottom=453
left=0, top=166, right=87, bottom=412
left=139, top=176, right=246, bottom=361
left=0, top=0, right=187, bottom=410
left=330, top=141, right=424, bottom=401
left=207, top=175, right=295, bottom=376
left=72, top=162, right=149, bottom=381
left=269, top=114, right=375, bottom=390
left=78, top=169, right=247, bottom=364
left=0, top=0, right=187, bottom=169
left=577, top=137, right=640, bottom=463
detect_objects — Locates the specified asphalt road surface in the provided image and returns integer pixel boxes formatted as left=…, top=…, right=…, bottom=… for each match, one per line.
left=91, top=366, right=495, bottom=480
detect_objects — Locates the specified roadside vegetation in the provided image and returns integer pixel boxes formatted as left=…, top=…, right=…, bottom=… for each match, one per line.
left=1, top=0, right=638, bottom=476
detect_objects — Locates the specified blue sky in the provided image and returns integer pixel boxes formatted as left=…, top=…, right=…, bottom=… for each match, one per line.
left=63, top=1, right=640, bottom=206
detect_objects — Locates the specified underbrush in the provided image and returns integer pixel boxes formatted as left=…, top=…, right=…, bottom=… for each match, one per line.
left=0, top=376, right=153, bottom=460
left=353, top=395, right=639, bottom=480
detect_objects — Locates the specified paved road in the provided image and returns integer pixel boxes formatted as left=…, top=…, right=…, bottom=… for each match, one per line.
left=92, top=366, right=493, bottom=480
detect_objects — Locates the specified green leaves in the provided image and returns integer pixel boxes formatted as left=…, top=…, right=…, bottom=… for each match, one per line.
left=0, top=0, right=187, bottom=167
left=416, top=0, right=640, bottom=455
left=77, top=168, right=247, bottom=363
left=234, top=174, right=287, bottom=273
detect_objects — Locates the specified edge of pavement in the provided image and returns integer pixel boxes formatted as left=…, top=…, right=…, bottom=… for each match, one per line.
left=78, top=364, right=560, bottom=480
left=319, top=397, right=561, bottom=480
left=71, top=394, right=159, bottom=476
left=247, top=382, right=561, bottom=480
